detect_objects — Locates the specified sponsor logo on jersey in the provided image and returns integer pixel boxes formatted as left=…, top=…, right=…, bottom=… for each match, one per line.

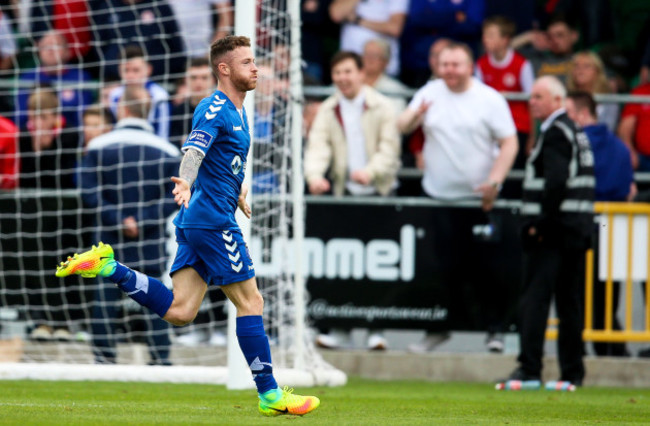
left=187, top=130, right=213, bottom=148
left=231, top=155, right=243, bottom=175
left=233, top=125, right=243, bottom=131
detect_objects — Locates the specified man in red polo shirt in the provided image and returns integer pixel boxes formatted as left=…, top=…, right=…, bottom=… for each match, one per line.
left=618, top=82, right=650, bottom=171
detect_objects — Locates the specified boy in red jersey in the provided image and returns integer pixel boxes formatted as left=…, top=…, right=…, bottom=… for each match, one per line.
left=476, top=16, right=534, bottom=170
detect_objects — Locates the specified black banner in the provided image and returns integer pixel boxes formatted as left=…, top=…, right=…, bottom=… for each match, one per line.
left=301, top=202, right=524, bottom=331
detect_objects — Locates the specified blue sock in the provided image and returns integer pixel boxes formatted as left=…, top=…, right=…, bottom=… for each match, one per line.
left=236, top=315, right=278, bottom=395
left=107, top=262, right=173, bottom=318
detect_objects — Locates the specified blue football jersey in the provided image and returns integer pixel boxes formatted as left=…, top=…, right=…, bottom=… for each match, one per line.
left=173, top=90, right=250, bottom=230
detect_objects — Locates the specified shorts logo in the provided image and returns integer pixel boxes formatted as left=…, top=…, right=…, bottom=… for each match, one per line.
left=231, top=155, right=243, bottom=175
left=187, top=130, right=213, bottom=148
left=223, top=231, right=243, bottom=272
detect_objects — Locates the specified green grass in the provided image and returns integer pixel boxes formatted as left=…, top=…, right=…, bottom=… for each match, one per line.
left=0, top=378, right=648, bottom=425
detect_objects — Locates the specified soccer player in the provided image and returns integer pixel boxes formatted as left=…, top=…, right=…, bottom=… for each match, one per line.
left=56, top=35, right=320, bottom=417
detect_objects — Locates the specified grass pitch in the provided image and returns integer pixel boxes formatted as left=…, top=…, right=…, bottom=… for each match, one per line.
left=1, top=377, right=648, bottom=425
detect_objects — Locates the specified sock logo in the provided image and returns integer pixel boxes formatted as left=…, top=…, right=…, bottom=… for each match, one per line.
left=125, top=271, right=149, bottom=296
left=250, top=356, right=272, bottom=372
left=223, top=231, right=243, bottom=272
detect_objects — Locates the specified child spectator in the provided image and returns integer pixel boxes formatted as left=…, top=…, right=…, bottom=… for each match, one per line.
left=18, top=88, right=79, bottom=189
left=107, top=45, right=171, bottom=140
left=476, top=16, right=534, bottom=169
left=82, top=105, right=114, bottom=148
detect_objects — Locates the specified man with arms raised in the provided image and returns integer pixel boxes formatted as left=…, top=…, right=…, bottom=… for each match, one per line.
left=397, top=42, right=518, bottom=353
left=56, top=36, right=320, bottom=417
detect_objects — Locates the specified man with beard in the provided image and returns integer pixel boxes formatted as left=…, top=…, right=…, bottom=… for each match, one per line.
left=56, top=35, right=320, bottom=417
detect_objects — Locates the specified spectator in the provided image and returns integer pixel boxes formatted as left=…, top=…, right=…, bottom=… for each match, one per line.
left=476, top=16, right=535, bottom=169
left=170, top=57, right=216, bottom=148
left=566, top=90, right=634, bottom=358
left=301, top=0, right=339, bottom=85
left=566, top=51, right=620, bottom=132
left=79, top=85, right=179, bottom=365
left=252, top=61, right=286, bottom=194
left=508, top=76, right=594, bottom=386
left=428, top=38, right=453, bottom=81
left=0, top=114, right=18, bottom=190
left=29, top=0, right=93, bottom=62
left=397, top=42, right=518, bottom=353
left=15, top=30, right=94, bottom=130
left=0, top=9, right=16, bottom=73
left=329, top=0, right=408, bottom=78
left=400, top=0, right=485, bottom=88
left=362, top=38, right=409, bottom=114
left=305, top=51, right=400, bottom=197
left=529, top=17, right=578, bottom=83
left=304, top=51, right=400, bottom=350
left=617, top=80, right=650, bottom=171
left=18, top=88, right=79, bottom=190
left=407, top=38, right=452, bottom=170
left=168, top=0, right=232, bottom=59
left=81, top=104, right=114, bottom=148
left=108, top=45, right=171, bottom=140
left=99, top=77, right=121, bottom=108
left=88, top=0, right=186, bottom=82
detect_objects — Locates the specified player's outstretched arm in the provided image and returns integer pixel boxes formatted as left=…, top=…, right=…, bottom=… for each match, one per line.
left=238, top=183, right=251, bottom=219
left=171, top=149, right=205, bottom=208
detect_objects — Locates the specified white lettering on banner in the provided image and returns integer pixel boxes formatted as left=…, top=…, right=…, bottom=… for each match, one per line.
left=308, top=299, right=448, bottom=322
left=251, top=225, right=416, bottom=282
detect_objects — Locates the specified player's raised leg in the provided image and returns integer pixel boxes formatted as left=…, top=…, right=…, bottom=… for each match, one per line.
left=221, top=277, right=320, bottom=416
left=56, top=242, right=175, bottom=319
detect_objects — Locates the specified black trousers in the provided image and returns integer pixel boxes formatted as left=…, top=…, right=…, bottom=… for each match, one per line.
left=431, top=207, right=508, bottom=333
left=517, top=245, right=585, bottom=383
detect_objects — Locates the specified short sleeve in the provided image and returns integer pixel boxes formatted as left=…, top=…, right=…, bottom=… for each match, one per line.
left=408, top=84, right=428, bottom=112
left=181, top=109, right=221, bottom=155
left=389, top=0, right=409, bottom=14
left=487, top=91, right=517, bottom=140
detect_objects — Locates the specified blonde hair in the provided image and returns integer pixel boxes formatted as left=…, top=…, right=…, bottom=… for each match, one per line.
left=567, top=51, right=611, bottom=94
left=27, top=88, right=59, bottom=114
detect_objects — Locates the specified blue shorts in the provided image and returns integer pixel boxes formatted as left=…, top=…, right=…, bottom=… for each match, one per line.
left=170, top=227, right=256, bottom=286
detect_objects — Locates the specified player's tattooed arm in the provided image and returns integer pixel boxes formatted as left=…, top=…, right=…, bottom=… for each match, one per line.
left=171, top=149, right=205, bottom=209
left=179, top=148, right=205, bottom=187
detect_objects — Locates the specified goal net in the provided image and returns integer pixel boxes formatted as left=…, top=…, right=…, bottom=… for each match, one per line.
left=0, top=0, right=345, bottom=387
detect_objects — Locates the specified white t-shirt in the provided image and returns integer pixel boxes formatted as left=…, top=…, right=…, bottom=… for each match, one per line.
left=168, top=0, right=228, bottom=58
left=408, top=78, right=516, bottom=199
left=340, top=0, right=408, bottom=77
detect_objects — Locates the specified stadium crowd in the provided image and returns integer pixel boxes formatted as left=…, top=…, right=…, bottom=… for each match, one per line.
left=1, top=0, right=650, bottom=366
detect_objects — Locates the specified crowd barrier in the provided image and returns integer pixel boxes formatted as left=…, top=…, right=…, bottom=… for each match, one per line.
left=583, top=202, right=650, bottom=343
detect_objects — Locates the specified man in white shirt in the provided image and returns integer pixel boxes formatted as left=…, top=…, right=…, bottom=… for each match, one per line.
left=329, top=0, right=408, bottom=77
left=398, top=42, right=518, bottom=353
